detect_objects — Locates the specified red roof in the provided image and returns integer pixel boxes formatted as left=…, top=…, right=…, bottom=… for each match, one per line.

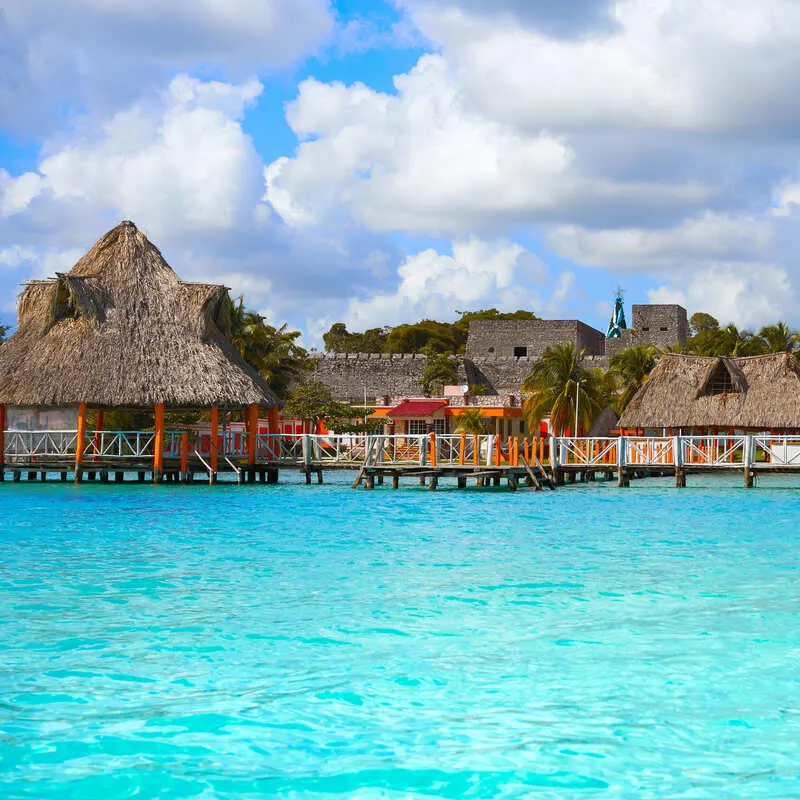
left=387, top=400, right=448, bottom=418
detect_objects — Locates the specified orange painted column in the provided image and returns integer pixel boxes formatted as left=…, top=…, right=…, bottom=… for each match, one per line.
left=524, top=438, right=529, bottom=462
left=247, top=403, right=258, bottom=466
left=75, top=402, right=87, bottom=470
left=180, top=431, right=189, bottom=477
left=430, top=432, right=437, bottom=467
left=153, top=403, right=165, bottom=481
left=459, top=433, right=466, bottom=466
left=495, top=436, right=501, bottom=466
left=0, top=405, right=5, bottom=473
left=473, top=435, right=479, bottom=466
left=210, top=405, right=219, bottom=474
left=267, top=406, right=280, bottom=460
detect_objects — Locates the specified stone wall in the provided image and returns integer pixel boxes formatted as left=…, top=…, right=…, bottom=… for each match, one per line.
left=310, top=353, right=430, bottom=403
left=465, top=319, right=606, bottom=359
left=605, top=304, right=689, bottom=357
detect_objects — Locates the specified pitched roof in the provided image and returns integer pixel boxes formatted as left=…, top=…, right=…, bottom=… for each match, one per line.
left=619, top=353, right=800, bottom=429
left=0, top=221, right=279, bottom=409
left=387, top=399, right=448, bottom=418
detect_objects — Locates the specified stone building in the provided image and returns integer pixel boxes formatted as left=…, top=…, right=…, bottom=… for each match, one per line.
left=464, top=319, right=606, bottom=360
left=605, top=304, right=689, bottom=357
left=310, top=303, right=689, bottom=404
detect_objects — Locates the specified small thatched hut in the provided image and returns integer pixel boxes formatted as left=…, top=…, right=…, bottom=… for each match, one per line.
left=0, top=220, right=279, bottom=478
left=619, top=353, right=800, bottom=433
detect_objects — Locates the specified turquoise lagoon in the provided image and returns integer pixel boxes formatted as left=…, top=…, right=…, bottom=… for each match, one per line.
left=1, top=474, right=799, bottom=798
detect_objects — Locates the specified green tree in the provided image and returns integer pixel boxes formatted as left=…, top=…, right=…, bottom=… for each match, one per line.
left=419, top=355, right=458, bottom=394
left=689, top=312, right=720, bottom=334
left=0, top=324, right=9, bottom=342
left=453, top=408, right=487, bottom=435
left=758, top=321, right=800, bottom=354
left=229, top=298, right=310, bottom=398
left=386, top=320, right=464, bottom=354
left=322, top=322, right=389, bottom=353
left=521, top=343, right=604, bottom=435
left=609, top=344, right=659, bottom=412
left=282, top=380, right=355, bottom=430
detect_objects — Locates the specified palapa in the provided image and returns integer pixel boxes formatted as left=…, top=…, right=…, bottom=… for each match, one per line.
left=619, top=353, right=800, bottom=430
left=0, top=221, right=279, bottom=409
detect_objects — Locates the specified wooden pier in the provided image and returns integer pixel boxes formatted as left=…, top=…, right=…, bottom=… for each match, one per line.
left=3, top=429, right=800, bottom=490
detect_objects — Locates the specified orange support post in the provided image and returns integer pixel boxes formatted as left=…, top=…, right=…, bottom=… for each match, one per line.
left=459, top=433, right=466, bottom=465
left=75, top=402, right=88, bottom=478
left=524, top=438, right=529, bottom=462
left=473, top=435, right=479, bottom=466
left=539, top=436, right=545, bottom=463
left=180, top=431, right=189, bottom=477
left=247, top=403, right=258, bottom=466
left=0, top=405, right=5, bottom=473
left=267, top=406, right=279, bottom=434
left=512, top=437, right=519, bottom=467
left=495, top=436, right=501, bottom=466
left=210, top=405, right=219, bottom=475
left=153, top=403, right=165, bottom=481
left=430, top=431, right=437, bottom=467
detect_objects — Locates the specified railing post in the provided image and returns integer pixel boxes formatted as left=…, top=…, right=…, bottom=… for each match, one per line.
left=459, top=433, right=466, bottom=466
left=673, top=435, right=684, bottom=488
left=744, top=435, right=754, bottom=488
left=419, top=436, right=426, bottom=466
left=302, top=434, right=311, bottom=467
left=486, top=435, right=495, bottom=466
left=247, top=404, right=258, bottom=467
left=430, top=432, right=437, bottom=467
left=617, top=436, right=629, bottom=488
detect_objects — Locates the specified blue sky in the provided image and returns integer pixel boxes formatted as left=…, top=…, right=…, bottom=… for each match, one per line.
left=2, top=0, right=799, bottom=343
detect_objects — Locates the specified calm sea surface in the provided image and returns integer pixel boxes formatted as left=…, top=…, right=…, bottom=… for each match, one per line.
left=1, top=474, right=799, bottom=798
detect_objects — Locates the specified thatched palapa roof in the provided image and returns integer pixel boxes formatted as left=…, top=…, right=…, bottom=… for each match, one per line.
left=0, top=221, right=278, bottom=409
left=619, top=353, right=800, bottom=430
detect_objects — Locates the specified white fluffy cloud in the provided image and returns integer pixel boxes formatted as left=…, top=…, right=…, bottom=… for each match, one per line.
left=410, top=0, right=800, bottom=134
left=649, top=264, right=794, bottom=329
left=0, top=0, right=333, bottom=133
left=266, top=56, right=711, bottom=236
left=2, top=76, right=265, bottom=237
left=547, top=213, right=775, bottom=271
left=343, top=238, right=546, bottom=330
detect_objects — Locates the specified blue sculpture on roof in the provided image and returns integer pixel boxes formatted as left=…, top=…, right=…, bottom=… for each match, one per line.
left=606, top=289, right=627, bottom=339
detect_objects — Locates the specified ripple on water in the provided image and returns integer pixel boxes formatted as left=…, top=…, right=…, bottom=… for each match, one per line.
left=1, top=476, right=800, bottom=798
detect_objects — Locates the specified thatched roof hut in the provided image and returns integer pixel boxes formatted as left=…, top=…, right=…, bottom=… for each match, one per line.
left=0, top=221, right=278, bottom=409
left=619, top=353, right=800, bottom=431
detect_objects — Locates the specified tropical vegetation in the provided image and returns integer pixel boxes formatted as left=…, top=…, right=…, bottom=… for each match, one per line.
left=521, top=342, right=607, bottom=435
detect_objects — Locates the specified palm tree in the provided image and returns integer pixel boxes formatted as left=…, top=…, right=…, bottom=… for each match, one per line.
left=229, top=297, right=310, bottom=398
left=453, top=408, right=487, bottom=435
left=758, top=321, right=800, bottom=354
left=610, top=344, right=659, bottom=412
left=522, top=343, right=604, bottom=435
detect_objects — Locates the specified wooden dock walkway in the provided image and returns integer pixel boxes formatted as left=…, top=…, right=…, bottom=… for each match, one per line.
left=2, top=430, right=800, bottom=489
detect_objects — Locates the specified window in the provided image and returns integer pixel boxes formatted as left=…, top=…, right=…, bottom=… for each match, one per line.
left=514, top=346, right=528, bottom=357
left=699, top=360, right=740, bottom=396
left=642, top=326, right=650, bottom=332
left=520, top=420, right=526, bottom=434
left=488, top=346, right=495, bottom=353
left=408, top=420, right=427, bottom=435
left=660, top=326, right=669, bottom=332
left=432, top=419, right=446, bottom=435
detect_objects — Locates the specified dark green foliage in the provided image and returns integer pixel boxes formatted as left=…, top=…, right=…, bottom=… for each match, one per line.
left=419, top=355, right=458, bottom=395
left=322, top=308, right=538, bottom=355
left=283, top=380, right=357, bottom=427
left=0, top=325, right=9, bottom=342
left=229, top=297, right=311, bottom=398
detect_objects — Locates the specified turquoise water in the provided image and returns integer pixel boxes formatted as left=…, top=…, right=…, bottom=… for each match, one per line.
left=1, top=475, right=799, bottom=798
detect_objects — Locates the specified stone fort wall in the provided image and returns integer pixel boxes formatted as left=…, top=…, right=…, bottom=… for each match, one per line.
left=465, top=319, right=606, bottom=359
left=310, top=305, right=687, bottom=402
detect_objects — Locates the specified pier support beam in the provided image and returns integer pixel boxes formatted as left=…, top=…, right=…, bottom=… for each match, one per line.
left=419, top=476, right=426, bottom=486
left=618, top=469, right=631, bottom=488
left=675, top=468, right=686, bottom=488
left=364, top=473, right=375, bottom=490
left=457, top=476, right=467, bottom=489
left=74, top=401, right=87, bottom=483
left=744, top=469, right=754, bottom=488
left=508, top=476, right=518, bottom=492
left=392, top=473, right=399, bottom=489
left=153, top=402, right=165, bottom=483
left=428, top=475, right=438, bottom=490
